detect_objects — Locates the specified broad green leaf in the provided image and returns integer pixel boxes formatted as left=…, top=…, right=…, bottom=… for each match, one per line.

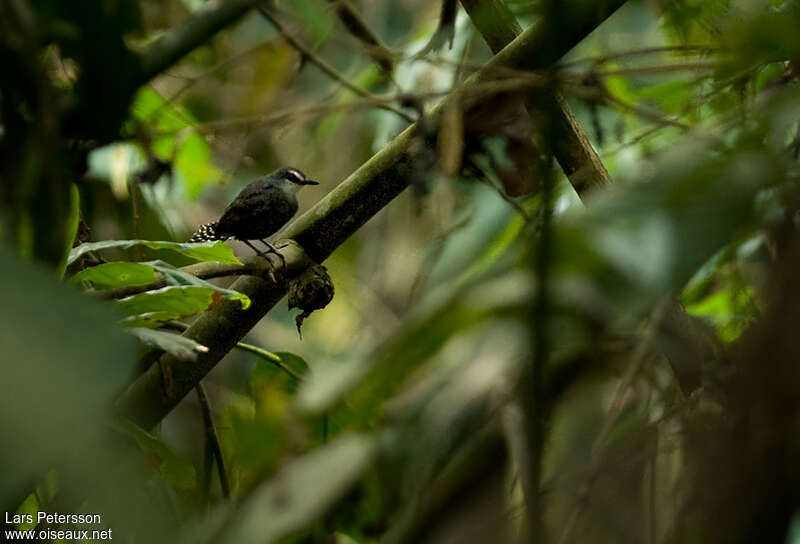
left=68, top=240, right=242, bottom=266
left=117, top=285, right=249, bottom=327
left=686, top=286, right=756, bottom=342
left=116, top=420, right=197, bottom=491
left=273, top=352, right=310, bottom=379
left=130, top=87, right=195, bottom=132
left=14, top=493, right=38, bottom=531
left=127, top=328, right=209, bottom=360
left=71, top=262, right=157, bottom=288
left=219, top=434, right=376, bottom=544
left=147, top=260, right=251, bottom=306
left=249, top=352, right=309, bottom=394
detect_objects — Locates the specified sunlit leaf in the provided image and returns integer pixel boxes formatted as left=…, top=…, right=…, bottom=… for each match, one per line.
left=686, top=285, right=756, bottom=342
left=174, top=132, right=223, bottom=200
left=249, top=351, right=308, bottom=396
left=68, top=240, right=242, bottom=266
left=71, top=262, right=157, bottom=287
left=117, top=285, right=249, bottom=327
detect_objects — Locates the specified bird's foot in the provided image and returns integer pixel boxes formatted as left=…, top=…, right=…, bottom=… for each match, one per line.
left=242, top=240, right=285, bottom=280
left=258, top=239, right=287, bottom=269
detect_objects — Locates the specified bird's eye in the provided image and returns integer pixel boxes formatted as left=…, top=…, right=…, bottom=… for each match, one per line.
left=284, top=169, right=305, bottom=184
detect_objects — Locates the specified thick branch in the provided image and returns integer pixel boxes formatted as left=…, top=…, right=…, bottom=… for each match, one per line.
left=117, top=1, right=628, bottom=430
left=136, top=0, right=257, bottom=87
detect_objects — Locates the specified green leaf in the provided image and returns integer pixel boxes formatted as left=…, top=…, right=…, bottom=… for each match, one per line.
left=174, top=132, right=223, bottom=200
left=273, top=352, right=310, bottom=379
left=71, top=262, right=157, bottom=288
left=72, top=259, right=251, bottom=309
left=686, top=285, right=756, bottom=342
left=249, top=352, right=309, bottom=394
left=68, top=240, right=242, bottom=266
left=14, top=493, right=39, bottom=531
left=638, top=80, right=693, bottom=116
left=130, top=87, right=195, bottom=132
left=146, top=260, right=234, bottom=289
left=127, top=328, right=209, bottom=360
left=58, top=183, right=81, bottom=278
left=117, top=285, right=249, bottom=327
left=219, top=434, right=376, bottom=544
left=116, top=420, right=197, bottom=491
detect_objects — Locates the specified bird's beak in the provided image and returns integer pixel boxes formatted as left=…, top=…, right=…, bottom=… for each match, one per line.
left=300, top=179, right=319, bottom=185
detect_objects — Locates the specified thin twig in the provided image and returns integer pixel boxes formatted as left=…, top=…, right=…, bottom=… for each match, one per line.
left=408, top=208, right=474, bottom=301
left=256, top=5, right=414, bottom=123
left=584, top=61, right=718, bottom=78
left=559, top=45, right=716, bottom=68
left=163, top=321, right=302, bottom=381
left=602, top=93, right=691, bottom=131
left=195, top=383, right=230, bottom=500
left=469, top=157, right=532, bottom=222
left=163, top=39, right=282, bottom=108
left=143, top=74, right=558, bottom=139
left=235, top=342, right=303, bottom=381
left=325, top=0, right=395, bottom=73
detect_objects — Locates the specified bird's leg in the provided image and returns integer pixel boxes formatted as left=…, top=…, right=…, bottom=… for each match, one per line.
left=242, top=240, right=282, bottom=283
left=257, top=239, right=287, bottom=268
left=242, top=239, right=267, bottom=258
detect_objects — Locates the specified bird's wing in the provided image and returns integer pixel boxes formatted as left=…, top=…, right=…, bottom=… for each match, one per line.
left=216, top=183, right=287, bottom=238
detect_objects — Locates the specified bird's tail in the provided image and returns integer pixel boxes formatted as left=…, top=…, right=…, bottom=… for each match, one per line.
left=188, top=221, right=225, bottom=242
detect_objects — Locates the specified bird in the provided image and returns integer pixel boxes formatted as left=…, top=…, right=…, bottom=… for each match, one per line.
left=188, top=167, right=318, bottom=264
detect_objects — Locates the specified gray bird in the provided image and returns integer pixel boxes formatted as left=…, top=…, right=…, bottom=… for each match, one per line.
left=188, top=167, right=318, bottom=263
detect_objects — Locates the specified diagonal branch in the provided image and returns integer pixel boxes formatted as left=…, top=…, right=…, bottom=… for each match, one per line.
left=326, top=0, right=394, bottom=72
left=461, top=0, right=612, bottom=194
left=117, top=1, right=628, bottom=430
left=136, top=0, right=257, bottom=88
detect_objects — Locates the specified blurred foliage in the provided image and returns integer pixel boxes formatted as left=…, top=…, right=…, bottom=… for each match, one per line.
left=4, top=0, right=800, bottom=543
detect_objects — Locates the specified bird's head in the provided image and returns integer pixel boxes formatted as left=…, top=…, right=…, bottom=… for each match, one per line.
left=271, top=167, right=319, bottom=194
